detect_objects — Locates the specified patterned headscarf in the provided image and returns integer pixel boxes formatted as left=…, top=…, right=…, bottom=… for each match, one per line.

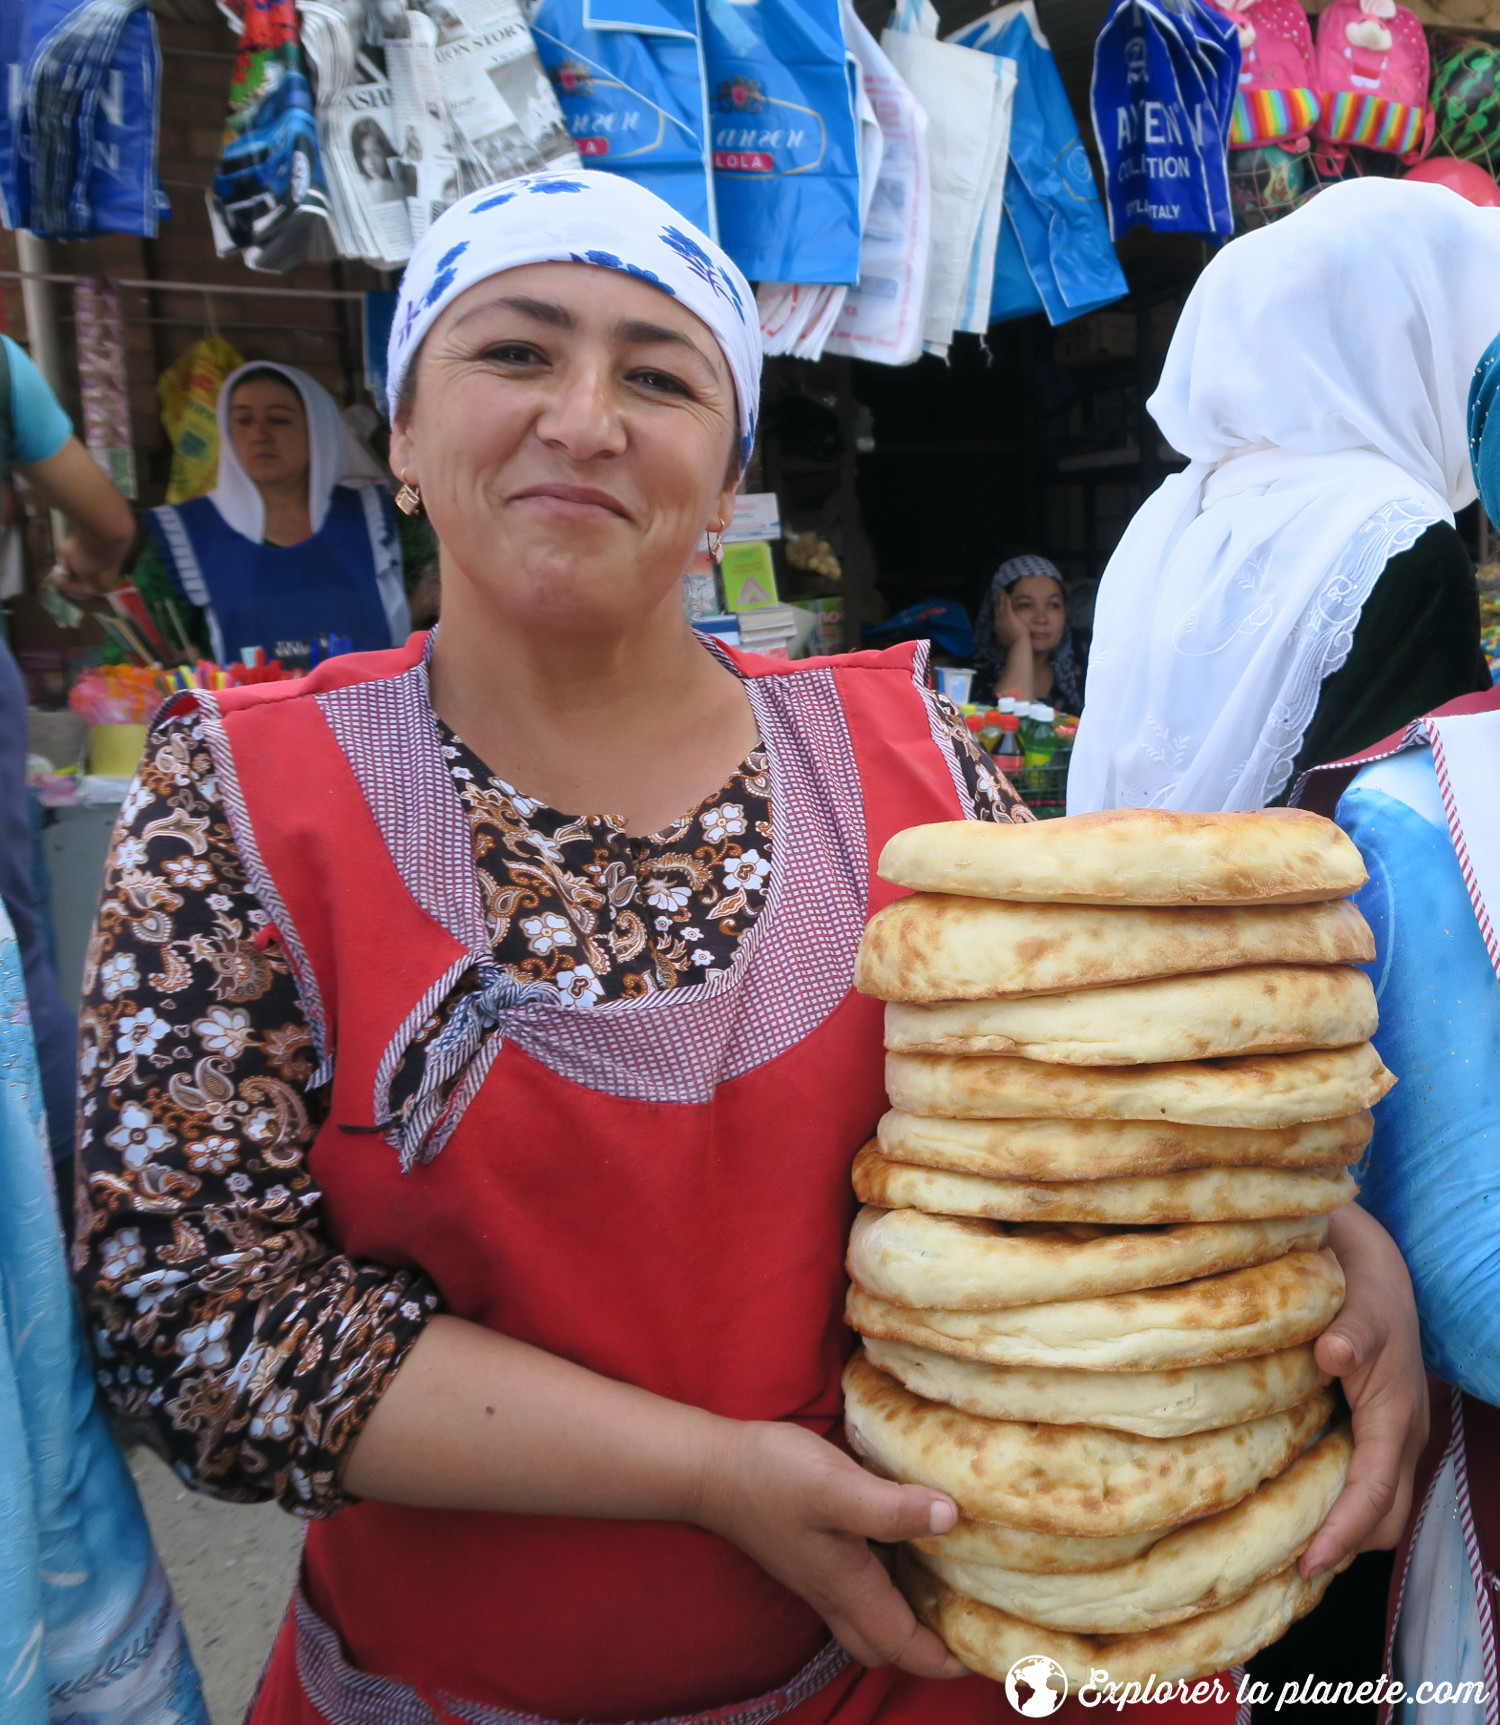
left=972, top=555, right=1087, bottom=715
left=386, top=170, right=761, bottom=465
left=1469, top=333, right=1500, bottom=526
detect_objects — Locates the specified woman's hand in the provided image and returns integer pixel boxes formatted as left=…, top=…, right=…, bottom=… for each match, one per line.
left=1302, top=1203, right=1428, bottom=1577
left=991, top=588, right=1029, bottom=650
left=692, top=1419, right=967, bottom=1679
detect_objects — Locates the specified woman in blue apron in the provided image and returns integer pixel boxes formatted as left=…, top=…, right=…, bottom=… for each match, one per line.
left=137, top=362, right=413, bottom=665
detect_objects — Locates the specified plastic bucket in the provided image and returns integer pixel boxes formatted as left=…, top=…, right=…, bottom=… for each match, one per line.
left=87, top=723, right=149, bottom=779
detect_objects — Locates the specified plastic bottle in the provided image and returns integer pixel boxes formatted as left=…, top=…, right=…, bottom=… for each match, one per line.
left=1023, top=702, right=1059, bottom=771
left=977, top=709, right=1004, bottom=752
left=993, top=712, right=1023, bottom=766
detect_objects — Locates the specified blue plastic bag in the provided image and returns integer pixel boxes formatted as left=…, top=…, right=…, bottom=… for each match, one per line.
left=701, top=0, right=861, bottom=284
left=1091, top=0, right=1224, bottom=237
left=529, top=0, right=716, bottom=236
left=1158, top=0, right=1237, bottom=235
left=948, top=1, right=1126, bottom=327
left=2, top=0, right=168, bottom=237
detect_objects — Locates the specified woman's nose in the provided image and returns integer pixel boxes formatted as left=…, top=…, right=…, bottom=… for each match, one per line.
left=535, top=366, right=627, bottom=460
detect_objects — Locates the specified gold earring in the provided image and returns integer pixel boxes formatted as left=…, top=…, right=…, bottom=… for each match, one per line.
left=706, top=521, right=725, bottom=564
left=395, top=480, right=422, bottom=516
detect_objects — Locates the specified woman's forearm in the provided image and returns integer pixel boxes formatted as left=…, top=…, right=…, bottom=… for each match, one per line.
left=341, top=1312, right=729, bottom=1520
left=993, top=641, right=1033, bottom=701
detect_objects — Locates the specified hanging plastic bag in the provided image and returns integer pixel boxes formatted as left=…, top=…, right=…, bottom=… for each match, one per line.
left=210, top=0, right=336, bottom=271
left=882, top=0, right=1010, bottom=357
left=384, top=10, right=482, bottom=244
left=756, top=0, right=887, bottom=361
left=701, top=0, right=861, bottom=284
left=4, top=0, right=169, bottom=237
left=954, top=54, right=1016, bottom=334
left=1091, top=0, right=1227, bottom=236
left=1178, top=0, right=1240, bottom=232
left=824, top=4, right=930, bottom=366
left=1313, top=0, right=1432, bottom=162
left=158, top=335, right=245, bottom=504
left=951, top=2, right=1125, bottom=328
left=424, top=0, right=574, bottom=180
left=529, top=0, right=715, bottom=235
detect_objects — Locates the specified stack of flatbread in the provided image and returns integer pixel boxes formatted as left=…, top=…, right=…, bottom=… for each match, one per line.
left=843, top=808, right=1393, bottom=1690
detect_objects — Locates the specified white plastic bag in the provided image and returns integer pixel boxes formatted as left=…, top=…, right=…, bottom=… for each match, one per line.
left=824, top=5, right=930, bottom=366
left=880, top=0, right=1007, bottom=358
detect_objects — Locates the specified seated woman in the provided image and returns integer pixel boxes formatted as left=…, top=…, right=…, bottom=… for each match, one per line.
left=75, top=171, right=1423, bottom=1725
left=133, top=362, right=418, bottom=665
left=1069, top=179, right=1495, bottom=815
left=971, top=554, right=1086, bottom=713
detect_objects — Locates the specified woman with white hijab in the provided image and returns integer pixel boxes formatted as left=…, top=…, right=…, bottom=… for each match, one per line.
left=138, top=362, right=410, bottom=665
left=1068, top=179, right=1497, bottom=816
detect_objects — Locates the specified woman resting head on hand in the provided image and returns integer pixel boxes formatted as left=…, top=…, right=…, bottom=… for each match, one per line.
left=973, top=553, right=1087, bottom=712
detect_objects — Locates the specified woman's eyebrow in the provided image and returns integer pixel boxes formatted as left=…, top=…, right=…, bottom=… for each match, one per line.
left=451, top=294, right=573, bottom=331
left=615, top=319, right=717, bottom=374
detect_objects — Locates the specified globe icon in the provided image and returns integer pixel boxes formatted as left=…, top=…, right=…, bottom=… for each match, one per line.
left=1005, top=1654, right=1068, bottom=1716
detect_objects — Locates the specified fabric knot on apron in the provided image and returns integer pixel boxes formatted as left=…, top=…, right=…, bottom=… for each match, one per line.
left=383, top=961, right=558, bottom=1172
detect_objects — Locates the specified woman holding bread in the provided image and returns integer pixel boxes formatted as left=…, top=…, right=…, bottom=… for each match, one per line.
left=74, top=172, right=1422, bottom=1725
left=1069, top=179, right=1494, bottom=816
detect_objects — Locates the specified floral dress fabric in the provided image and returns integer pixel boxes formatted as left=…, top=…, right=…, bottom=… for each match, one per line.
left=75, top=694, right=1025, bottom=1517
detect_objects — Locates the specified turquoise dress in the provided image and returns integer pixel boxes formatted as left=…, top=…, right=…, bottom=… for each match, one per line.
left=0, top=903, right=207, bottom=1723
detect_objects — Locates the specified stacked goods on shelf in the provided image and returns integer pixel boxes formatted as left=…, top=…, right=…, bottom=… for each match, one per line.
left=844, top=808, right=1392, bottom=1692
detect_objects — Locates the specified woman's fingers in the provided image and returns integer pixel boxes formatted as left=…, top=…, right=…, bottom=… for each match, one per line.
left=811, top=1542, right=967, bottom=1677
left=1302, top=1205, right=1429, bottom=1576
left=815, top=1459, right=958, bottom=1544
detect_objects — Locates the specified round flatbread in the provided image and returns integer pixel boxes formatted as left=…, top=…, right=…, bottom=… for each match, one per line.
left=902, top=1555, right=1344, bottom=1689
left=876, top=1110, right=1372, bottom=1180
left=862, top=1336, right=1331, bottom=1437
left=855, top=894, right=1374, bottom=1003
left=886, top=1044, right=1395, bottom=1129
left=877, top=809, right=1367, bottom=907
left=912, top=1427, right=1352, bottom=1633
left=845, top=1249, right=1346, bottom=1371
left=852, top=1143, right=1357, bottom=1224
left=843, top=1350, right=1333, bottom=1534
left=884, top=966, right=1376, bottom=1066
left=847, top=1206, right=1329, bottom=1310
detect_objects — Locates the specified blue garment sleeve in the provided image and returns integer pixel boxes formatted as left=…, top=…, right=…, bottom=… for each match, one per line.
left=1337, top=750, right=1500, bottom=1402
left=3, top=335, right=72, bottom=467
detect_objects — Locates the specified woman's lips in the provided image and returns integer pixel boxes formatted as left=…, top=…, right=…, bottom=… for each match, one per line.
left=512, top=483, right=632, bottom=521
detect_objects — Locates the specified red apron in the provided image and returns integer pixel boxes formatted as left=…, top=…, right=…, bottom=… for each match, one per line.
left=188, top=634, right=1236, bottom=1725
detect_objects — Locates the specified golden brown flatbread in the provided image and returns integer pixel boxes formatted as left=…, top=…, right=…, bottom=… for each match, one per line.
left=903, top=1555, right=1344, bottom=1688
left=847, top=1206, right=1329, bottom=1309
left=875, top=1110, right=1372, bottom=1180
left=855, top=894, right=1374, bottom=1003
left=845, top=1249, right=1346, bottom=1371
left=886, top=1044, right=1395, bottom=1129
left=877, top=809, right=1366, bottom=907
left=853, top=1143, right=1357, bottom=1224
left=911, top=1427, right=1352, bottom=1633
left=842, top=1350, right=1333, bottom=1533
left=884, top=966, right=1376, bottom=1065
left=863, top=1335, right=1330, bottom=1438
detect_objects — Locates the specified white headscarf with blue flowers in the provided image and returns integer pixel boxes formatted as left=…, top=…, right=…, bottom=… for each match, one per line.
left=386, top=170, right=761, bottom=466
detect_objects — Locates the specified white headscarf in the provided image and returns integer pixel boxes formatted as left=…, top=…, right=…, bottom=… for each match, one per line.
left=385, top=170, right=761, bottom=466
left=1068, top=179, right=1500, bottom=815
left=209, top=362, right=379, bottom=542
